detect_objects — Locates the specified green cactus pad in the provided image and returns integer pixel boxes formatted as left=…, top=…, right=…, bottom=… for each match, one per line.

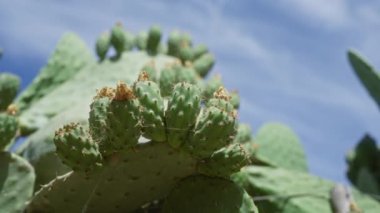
left=348, top=50, right=380, bottom=110
left=198, top=144, right=250, bottom=178
left=252, top=122, right=308, bottom=172
left=0, top=73, right=20, bottom=111
left=162, top=175, right=258, bottom=213
left=346, top=134, right=380, bottom=194
left=16, top=33, right=93, bottom=113
left=0, top=152, right=35, bottom=213
left=234, top=123, right=252, bottom=144
left=193, top=53, right=215, bottom=77
left=134, top=75, right=166, bottom=142
left=28, top=142, right=197, bottom=212
left=95, top=32, right=111, bottom=61
left=54, top=123, right=102, bottom=172
left=233, top=166, right=380, bottom=213
left=188, top=106, right=236, bottom=158
left=110, top=23, right=126, bottom=57
left=166, top=82, right=201, bottom=148
left=0, top=112, right=18, bottom=150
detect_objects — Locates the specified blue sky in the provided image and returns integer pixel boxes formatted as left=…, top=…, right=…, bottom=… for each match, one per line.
left=1, top=0, right=380, bottom=183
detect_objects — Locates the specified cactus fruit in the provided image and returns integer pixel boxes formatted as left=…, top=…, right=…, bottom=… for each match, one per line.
left=162, top=175, right=258, bottom=213
left=146, top=25, right=162, bottom=55
left=234, top=123, right=253, bottom=144
left=165, top=82, right=201, bottom=148
left=203, top=74, right=223, bottom=99
left=233, top=166, right=380, bottom=213
left=193, top=53, right=215, bottom=77
left=134, top=73, right=166, bottom=142
left=0, top=73, right=20, bottom=111
left=0, top=109, right=18, bottom=150
left=250, top=122, right=308, bottom=172
left=110, top=23, right=126, bottom=57
left=230, top=90, right=241, bottom=109
left=197, top=143, right=250, bottom=178
left=187, top=88, right=237, bottom=158
left=0, top=152, right=35, bottom=213
left=96, top=32, right=111, bottom=61
left=54, top=123, right=102, bottom=172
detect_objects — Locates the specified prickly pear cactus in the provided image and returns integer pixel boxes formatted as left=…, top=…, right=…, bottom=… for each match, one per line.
left=15, top=24, right=218, bottom=188
left=347, top=50, right=380, bottom=195
left=27, top=77, right=253, bottom=212
left=233, top=166, right=380, bottom=213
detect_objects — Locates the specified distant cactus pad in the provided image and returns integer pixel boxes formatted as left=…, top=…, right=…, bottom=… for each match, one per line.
left=233, top=166, right=380, bottom=213
left=251, top=122, right=308, bottom=172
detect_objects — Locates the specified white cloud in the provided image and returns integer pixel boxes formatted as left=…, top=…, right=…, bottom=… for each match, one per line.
left=278, top=0, right=350, bottom=28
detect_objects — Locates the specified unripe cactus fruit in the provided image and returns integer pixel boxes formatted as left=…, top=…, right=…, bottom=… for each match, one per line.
left=146, top=25, right=162, bottom=54
left=102, top=82, right=141, bottom=155
left=234, top=123, right=252, bottom=144
left=203, top=74, right=223, bottom=99
left=192, top=44, right=208, bottom=60
left=0, top=73, right=20, bottom=111
left=230, top=90, right=241, bottom=109
left=193, top=53, right=215, bottom=77
left=110, top=23, right=126, bottom=57
left=135, top=31, right=148, bottom=50
left=0, top=111, right=18, bottom=150
left=95, top=32, right=111, bottom=61
left=123, top=30, right=135, bottom=51
left=134, top=72, right=166, bottom=142
left=141, top=61, right=157, bottom=82
left=188, top=104, right=236, bottom=158
left=54, top=123, right=102, bottom=172
left=207, top=87, right=235, bottom=113
left=198, top=143, right=250, bottom=178
left=166, top=82, right=201, bottom=148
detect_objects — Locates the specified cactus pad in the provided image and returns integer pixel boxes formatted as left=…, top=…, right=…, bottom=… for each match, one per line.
left=233, top=166, right=380, bottom=213
left=0, top=152, right=35, bottom=213
left=162, top=175, right=258, bottom=213
left=252, top=122, right=308, bottom=172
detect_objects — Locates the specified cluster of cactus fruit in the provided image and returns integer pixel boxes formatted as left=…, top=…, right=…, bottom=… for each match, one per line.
left=0, top=22, right=380, bottom=212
